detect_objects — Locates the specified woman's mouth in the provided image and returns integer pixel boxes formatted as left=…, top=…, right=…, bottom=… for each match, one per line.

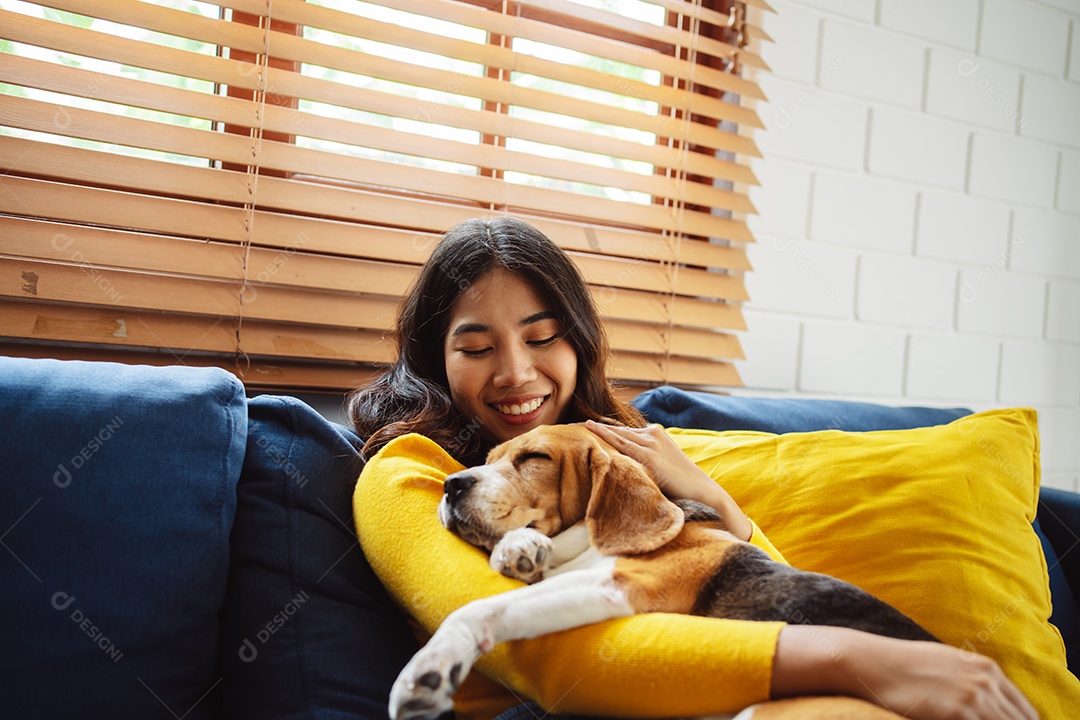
left=490, top=395, right=548, bottom=424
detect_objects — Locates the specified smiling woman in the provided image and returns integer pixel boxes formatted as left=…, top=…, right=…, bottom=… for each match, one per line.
left=347, top=216, right=645, bottom=466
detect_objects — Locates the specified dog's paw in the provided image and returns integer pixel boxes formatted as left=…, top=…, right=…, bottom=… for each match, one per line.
left=389, top=629, right=478, bottom=720
left=490, top=527, right=552, bottom=583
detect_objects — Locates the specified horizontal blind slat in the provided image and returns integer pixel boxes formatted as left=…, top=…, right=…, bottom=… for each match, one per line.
left=0, top=10, right=259, bottom=92
left=0, top=53, right=256, bottom=128
left=0, top=298, right=395, bottom=363
left=31, top=0, right=765, bottom=132
left=1, top=176, right=751, bottom=270
left=0, top=135, right=754, bottom=240
left=276, top=0, right=768, bottom=100
left=0, top=214, right=746, bottom=303
left=0, top=339, right=385, bottom=390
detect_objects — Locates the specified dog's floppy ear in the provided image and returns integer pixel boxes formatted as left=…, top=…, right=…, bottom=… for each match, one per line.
left=586, top=450, right=684, bottom=556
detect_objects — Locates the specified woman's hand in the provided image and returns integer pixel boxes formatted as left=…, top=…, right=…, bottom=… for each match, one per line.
left=773, top=626, right=1037, bottom=720
left=584, top=420, right=752, bottom=541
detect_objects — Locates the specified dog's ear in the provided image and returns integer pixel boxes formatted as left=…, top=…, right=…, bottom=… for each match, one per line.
left=586, top=451, right=684, bottom=556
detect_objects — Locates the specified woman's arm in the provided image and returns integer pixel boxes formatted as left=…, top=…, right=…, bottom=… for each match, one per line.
left=773, top=626, right=1037, bottom=720
left=354, top=433, right=782, bottom=718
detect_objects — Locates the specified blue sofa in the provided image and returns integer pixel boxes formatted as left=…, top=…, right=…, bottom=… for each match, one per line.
left=2, top=358, right=1077, bottom=719
left=1, top=357, right=418, bottom=720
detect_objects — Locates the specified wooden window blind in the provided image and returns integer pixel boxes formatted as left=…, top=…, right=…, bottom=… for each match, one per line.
left=0, top=0, right=771, bottom=392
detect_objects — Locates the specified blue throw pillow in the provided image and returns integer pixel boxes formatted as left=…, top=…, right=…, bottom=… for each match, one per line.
left=0, top=357, right=245, bottom=720
left=632, top=385, right=971, bottom=433
left=219, top=395, right=419, bottom=719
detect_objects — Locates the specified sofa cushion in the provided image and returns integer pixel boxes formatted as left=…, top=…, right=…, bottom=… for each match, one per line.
left=1038, top=488, right=1080, bottom=674
left=670, top=409, right=1080, bottom=719
left=0, top=357, right=245, bottom=720
left=219, top=395, right=419, bottom=720
left=632, top=385, right=971, bottom=432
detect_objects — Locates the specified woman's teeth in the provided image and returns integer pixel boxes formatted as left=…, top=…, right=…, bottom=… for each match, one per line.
left=495, top=397, right=545, bottom=416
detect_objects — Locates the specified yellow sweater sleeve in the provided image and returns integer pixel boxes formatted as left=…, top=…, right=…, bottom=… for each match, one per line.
left=354, top=434, right=785, bottom=719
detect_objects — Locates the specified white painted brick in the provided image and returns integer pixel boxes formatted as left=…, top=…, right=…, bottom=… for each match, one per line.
left=878, top=0, right=979, bottom=51
left=916, top=191, right=1011, bottom=265
left=857, top=254, right=956, bottom=329
left=1047, top=279, right=1080, bottom=342
left=1010, top=209, right=1080, bottom=279
left=867, top=107, right=968, bottom=190
left=1042, top=472, right=1079, bottom=492
left=1059, top=149, right=1080, bottom=214
left=810, top=172, right=917, bottom=253
left=999, top=341, right=1080, bottom=405
left=739, top=309, right=800, bottom=391
left=1020, top=73, right=1080, bottom=148
left=1071, top=19, right=1080, bottom=81
left=981, top=0, right=1071, bottom=76
left=1033, top=0, right=1080, bottom=15
left=925, top=48, right=1021, bottom=132
left=819, top=20, right=925, bottom=108
left=969, top=133, right=1059, bottom=207
left=746, top=237, right=856, bottom=319
left=799, top=321, right=906, bottom=396
left=796, top=0, right=874, bottom=22
left=757, top=76, right=867, bottom=170
left=956, top=269, right=1046, bottom=338
left=906, top=332, right=1000, bottom=401
left=761, top=1, right=822, bottom=84
left=746, top=159, right=812, bottom=238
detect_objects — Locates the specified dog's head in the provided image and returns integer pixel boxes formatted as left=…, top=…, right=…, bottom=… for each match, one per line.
left=439, top=424, right=684, bottom=556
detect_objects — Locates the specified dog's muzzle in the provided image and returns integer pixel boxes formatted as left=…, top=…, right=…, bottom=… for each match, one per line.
left=440, top=471, right=501, bottom=550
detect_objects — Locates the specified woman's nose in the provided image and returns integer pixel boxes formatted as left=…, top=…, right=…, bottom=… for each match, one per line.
left=493, top=345, right=538, bottom=387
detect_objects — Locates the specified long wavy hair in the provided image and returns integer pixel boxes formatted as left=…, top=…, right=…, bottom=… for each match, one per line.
left=347, top=216, right=645, bottom=465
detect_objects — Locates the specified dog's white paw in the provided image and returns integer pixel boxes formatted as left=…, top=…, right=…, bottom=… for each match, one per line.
left=490, top=527, right=552, bottom=583
left=388, top=623, right=482, bottom=720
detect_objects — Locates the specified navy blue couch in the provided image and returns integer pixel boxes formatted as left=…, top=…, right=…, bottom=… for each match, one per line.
left=2, top=359, right=1076, bottom=719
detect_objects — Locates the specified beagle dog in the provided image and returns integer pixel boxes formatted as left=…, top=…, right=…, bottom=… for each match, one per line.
left=389, top=424, right=937, bottom=720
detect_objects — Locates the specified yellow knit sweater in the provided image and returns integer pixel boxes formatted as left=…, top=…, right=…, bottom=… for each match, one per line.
left=354, top=433, right=787, bottom=720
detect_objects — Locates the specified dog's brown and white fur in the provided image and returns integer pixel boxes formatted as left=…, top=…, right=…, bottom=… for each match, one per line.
left=389, top=425, right=937, bottom=720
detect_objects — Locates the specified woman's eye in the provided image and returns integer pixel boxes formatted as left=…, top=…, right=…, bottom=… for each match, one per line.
left=459, top=347, right=491, bottom=357
left=528, top=334, right=560, bottom=347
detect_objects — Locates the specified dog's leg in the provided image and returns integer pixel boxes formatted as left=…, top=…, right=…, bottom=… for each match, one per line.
left=390, top=563, right=632, bottom=720
left=490, top=524, right=593, bottom=582
left=548, top=523, right=591, bottom=568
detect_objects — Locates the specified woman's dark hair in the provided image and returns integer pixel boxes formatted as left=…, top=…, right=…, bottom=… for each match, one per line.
left=347, top=216, right=645, bottom=465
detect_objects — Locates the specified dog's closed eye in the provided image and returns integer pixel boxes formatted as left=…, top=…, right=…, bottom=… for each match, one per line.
left=512, top=451, right=552, bottom=469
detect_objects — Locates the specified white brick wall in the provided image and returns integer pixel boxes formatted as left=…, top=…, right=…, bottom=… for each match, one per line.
left=810, top=172, right=916, bottom=252
left=868, top=107, right=968, bottom=189
left=742, top=0, right=1080, bottom=490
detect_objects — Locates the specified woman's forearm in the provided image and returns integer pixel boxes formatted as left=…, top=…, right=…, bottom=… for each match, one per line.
left=771, top=626, right=1037, bottom=720
left=690, top=479, right=753, bottom=541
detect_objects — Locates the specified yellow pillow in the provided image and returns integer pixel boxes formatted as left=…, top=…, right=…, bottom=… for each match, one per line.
left=670, top=407, right=1080, bottom=720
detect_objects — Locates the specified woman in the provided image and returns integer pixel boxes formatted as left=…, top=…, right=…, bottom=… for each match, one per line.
left=350, top=217, right=1034, bottom=720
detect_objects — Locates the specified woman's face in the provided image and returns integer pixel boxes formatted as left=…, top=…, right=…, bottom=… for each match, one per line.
left=444, top=268, right=578, bottom=446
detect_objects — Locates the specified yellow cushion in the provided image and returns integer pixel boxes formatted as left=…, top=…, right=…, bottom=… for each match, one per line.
left=670, top=407, right=1080, bottom=720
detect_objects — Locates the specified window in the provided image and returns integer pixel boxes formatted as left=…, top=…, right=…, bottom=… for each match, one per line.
left=0, top=0, right=771, bottom=391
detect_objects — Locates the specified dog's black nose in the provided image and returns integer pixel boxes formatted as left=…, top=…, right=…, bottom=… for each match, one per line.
left=444, top=472, right=477, bottom=505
